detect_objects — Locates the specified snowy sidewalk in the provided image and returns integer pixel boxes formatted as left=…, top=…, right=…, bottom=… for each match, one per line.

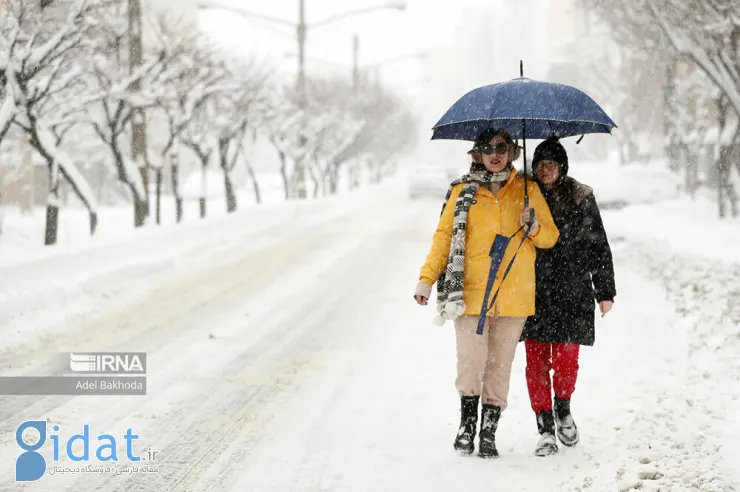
left=547, top=237, right=739, bottom=492
left=585, top=240, right=740, bottom=492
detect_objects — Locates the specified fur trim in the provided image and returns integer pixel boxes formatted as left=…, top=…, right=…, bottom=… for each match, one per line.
left=540, top=176, right=594, bottom=220
left=572, top=181, right=593, bottom=205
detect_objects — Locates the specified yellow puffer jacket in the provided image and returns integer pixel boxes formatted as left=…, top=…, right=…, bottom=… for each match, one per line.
left=420, top=172, right=559, bottom=317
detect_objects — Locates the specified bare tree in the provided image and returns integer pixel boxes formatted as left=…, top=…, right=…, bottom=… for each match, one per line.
left=649, top=1, right=740, bottom=217
left=149, top=18, right=227, bottom=222
left=0, top=0, right=102, bottom=245
left=210, top=59, right=271, bottom=212
left=582, top=0, right=740, bottom=217
left=68, top=1, right=173, bottom=228
left=262, top=94, right=302, bottom=199
left=180, top=98, right=217, bottom=219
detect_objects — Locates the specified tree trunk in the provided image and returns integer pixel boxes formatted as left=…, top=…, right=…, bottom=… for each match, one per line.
left=716, top=95, right=732, bottom=219
left=58, top=169, right=98, bottom=236
left=352, top=162, right=362, bottom=190
left=24, top=122, right=95, bottom=243
left=370, top=159, right=382, bottom=184
left=199, top=159, right=207, bottom=219
left=134, top=197, right=147, bottom=227
left=685, top=152, right=699, bottom=198
left=155, top=167, right=162, bottom=225
left=170, top=152, right=183, bottom=223
left=728, top=128, right=740, bottom=218
left=293, top=160, right=307, bottom=199
left=308, top=162, right=320, bottom=198
left=96, top=158, right=105, bottom=204
left=721, top=144, right=739, bottom=218
left=198, top=165, right=206, bottom=219
left=218, top=146, right=238, bottom=213
left=0, top=192, right=4, bottom=236
left=44, top=158, right=60, bottom=245
left=662, top=56, right=679, bottom=163
left=185, top=144, right=210, bottom=220
left=278, top=150, right=290, bottom=200
left=44, top=202, right=59, bottom=246
left=89, top=212, right=98, bottom=236
left=718, top=146, right=731, bottom=219
left=175, top=196, right=183, bottom=222
left=245, top=160, right=261, bottom=204
left=223, top=169, right=237, bottom=213
left=109, top=138, right=146, bottom=228
left=328, top=164, right=338, bottom=195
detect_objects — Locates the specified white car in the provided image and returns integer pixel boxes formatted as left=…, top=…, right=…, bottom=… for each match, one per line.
left=408, top=166, right=453, bottom=200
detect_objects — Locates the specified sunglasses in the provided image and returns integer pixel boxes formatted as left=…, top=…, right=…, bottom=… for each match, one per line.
left=469, top=143, right=509, bottom=155
left=536, top=161, right=560, bottom=171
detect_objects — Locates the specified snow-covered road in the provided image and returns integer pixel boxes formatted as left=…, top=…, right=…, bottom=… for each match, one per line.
left=0, top=183, right=737, bottom=491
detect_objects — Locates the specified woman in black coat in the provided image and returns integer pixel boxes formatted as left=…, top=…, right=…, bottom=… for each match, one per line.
left=521, top=136, right=617, bottom=457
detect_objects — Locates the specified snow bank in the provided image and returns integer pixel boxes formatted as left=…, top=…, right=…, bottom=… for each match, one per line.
left=603, top=195, right=740, bottom=264
left=568, top=159, right=681, bottom=208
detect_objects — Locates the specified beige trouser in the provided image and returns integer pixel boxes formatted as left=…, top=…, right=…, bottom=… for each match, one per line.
left=454, top=315, right=526, bottom=410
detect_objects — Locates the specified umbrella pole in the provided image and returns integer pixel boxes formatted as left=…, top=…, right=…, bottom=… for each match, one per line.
left=519, top=60, right=534, bottom=222
left=522, top=118, right=530, bottom=209
left=519, top=60, right=531, bottom=212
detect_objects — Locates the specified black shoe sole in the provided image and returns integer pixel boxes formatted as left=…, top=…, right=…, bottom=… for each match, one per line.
left=454, top=444, right=475, bottom=455
left=557, top=430, right=579, bottom=447
left=478, top=443, right=498, bottom=458
left=478, top=450, right=499, bottom=458
left=535, top=442, right=559, bottom=456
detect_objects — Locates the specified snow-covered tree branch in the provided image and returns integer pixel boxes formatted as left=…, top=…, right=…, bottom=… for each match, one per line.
left=582, top=0, right=740, bottom=217
left=0, top=0, right=101, bottom=244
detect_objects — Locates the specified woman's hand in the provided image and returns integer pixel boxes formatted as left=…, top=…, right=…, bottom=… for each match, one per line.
left=599, top=301, right=613, bottom=317
left=414, top=282, right=432, bottom=306
left=520, top=206, right=540, bottom=235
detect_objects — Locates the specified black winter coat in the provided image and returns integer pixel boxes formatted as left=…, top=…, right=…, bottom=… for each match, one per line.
left=522, top=176, right=616, bottom=346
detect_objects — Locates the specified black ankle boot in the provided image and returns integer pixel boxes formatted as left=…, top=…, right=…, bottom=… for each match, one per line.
left=554, top=397, right=579, bottom=446
left=454, top=396, right=479, bottom=454
left=478, top=404, right=501, bottom=458
left=534, top=410, right=558, bottom=456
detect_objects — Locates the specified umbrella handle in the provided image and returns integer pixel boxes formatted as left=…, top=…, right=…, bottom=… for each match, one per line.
left=522, top=203, right=535, bottom=225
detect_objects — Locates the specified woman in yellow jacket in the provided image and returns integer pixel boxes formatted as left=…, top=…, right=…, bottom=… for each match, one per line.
left=414, top=128, right=559, bottom=458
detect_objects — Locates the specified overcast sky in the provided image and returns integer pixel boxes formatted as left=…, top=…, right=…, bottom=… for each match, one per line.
left=198, top=0, right=562, bottom=159
left=199, top=2, right=551, bottom=93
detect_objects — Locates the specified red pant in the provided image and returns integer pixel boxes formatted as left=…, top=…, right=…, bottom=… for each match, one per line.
left=525, top=340, right=580, bottom=413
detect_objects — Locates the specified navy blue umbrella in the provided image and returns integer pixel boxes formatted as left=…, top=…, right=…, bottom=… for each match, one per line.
left=432, top=65, right=617, bottom=141
left=431, top=77, right=617, bottom=142
left=431, top=62, right=617, bottom=205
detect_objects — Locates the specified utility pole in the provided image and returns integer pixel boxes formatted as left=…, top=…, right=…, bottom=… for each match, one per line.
left=295, top=0, right=308, bottom=199
left=352, top=33, right=359, bottom=95
left=128, top=0, right=149, bottom=224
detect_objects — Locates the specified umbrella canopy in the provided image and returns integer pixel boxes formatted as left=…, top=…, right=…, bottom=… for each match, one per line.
left=431, top=77, right=617, bottom=142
